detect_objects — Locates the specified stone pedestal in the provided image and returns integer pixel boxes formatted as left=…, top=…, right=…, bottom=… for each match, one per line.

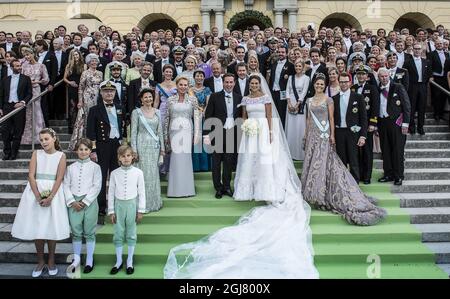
left=215, top=9, right=225, bottom=36
left=274, top=9, right=284, bottom=28
left=288, top=9, right=298, bottom=33
left=201, top=9, right=211, bottom=32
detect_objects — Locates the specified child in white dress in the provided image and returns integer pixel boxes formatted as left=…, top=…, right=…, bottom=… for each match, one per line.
left=11, top=128, right=70, bottom=277
left=108, top=145, right=146, bottom=275
left=64, top=138, right=102, bottom=274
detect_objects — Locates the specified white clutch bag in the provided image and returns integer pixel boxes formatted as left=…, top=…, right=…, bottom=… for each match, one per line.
left=158, top=154, right=164, bottom=166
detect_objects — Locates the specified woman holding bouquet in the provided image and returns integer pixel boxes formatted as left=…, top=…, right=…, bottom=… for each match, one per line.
left=11, top=128, right=70, bottom=277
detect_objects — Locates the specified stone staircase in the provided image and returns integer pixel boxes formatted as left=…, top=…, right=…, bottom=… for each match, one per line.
left=373, top=112, right=450, bottom=277
left=0, top=116, right=449, bottom=278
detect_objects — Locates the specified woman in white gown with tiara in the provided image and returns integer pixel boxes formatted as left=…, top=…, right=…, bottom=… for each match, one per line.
left=163, top=56, right=318, bottom=279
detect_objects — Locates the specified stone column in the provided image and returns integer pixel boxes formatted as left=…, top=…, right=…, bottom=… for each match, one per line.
left=273, top=9, right=284, bottom=28
left=215, top=9, right=225, bottom=36
left=288, top=9, right=298, bottom=33
left=201, top=9, right=211, bottom=32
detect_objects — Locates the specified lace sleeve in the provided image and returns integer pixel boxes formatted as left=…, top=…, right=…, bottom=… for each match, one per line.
left=191, top=96, right=201, bottom=139
left=262, top=94, right=272, bottom=104
left=327, top=97, right=334, bottom=106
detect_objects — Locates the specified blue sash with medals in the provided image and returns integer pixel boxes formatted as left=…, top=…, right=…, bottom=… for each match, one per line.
left=137, top=108, right=160, bottom=149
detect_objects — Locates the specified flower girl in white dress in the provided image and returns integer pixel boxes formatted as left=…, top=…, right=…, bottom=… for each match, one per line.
left=11, top=128, right=70, bottom=277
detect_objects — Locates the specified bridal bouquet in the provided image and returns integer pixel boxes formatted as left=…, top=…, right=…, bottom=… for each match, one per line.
left=241, top=119, right=260, bottom=137
left=40, top=190, right=52, bottom=199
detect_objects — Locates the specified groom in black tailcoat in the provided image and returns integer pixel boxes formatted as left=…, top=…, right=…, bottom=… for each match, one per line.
left=203, top=73, right=242, bottom=199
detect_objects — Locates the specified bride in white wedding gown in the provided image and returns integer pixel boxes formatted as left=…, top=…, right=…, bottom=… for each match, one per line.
left=163, top=61, right=319, bottom=279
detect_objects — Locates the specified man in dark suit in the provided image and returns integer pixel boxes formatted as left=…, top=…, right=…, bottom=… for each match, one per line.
left=233, top=62, right=249, bottom=97
left=203, top=74, right=242, bottom=199
left=153, top=44, right=174, bottom=83
left=304, top=47, right=328, bottom=107
left=394, top=40, right=413, bottom=68
left=0, top=33, right=19, bottom=56
left=428, top=39, right=450, bottom=122
left=404, top=43, right=432, bottom=134
left=127, top=62, right=156, bottom=114
left=377, top=68, right=411, bottom=186
left=0, top=59, right=32, bottom=160
left=172, top=46, right=186, bottom=78
left=269, top=46, right=295, bottom=127
left=386, top=51, right=410, bottom=92
left=87, top=81, right=124, bottom=215
left=51, top=38, right=68, bottom=120
left=333, top=72, right=368, bottom=183
left=35, top=39, right=57, bottom=126
left=138, top=40, right=156, bottom=64
left=351, top=65, right=379, bottom=184
left=203, top=62, right=223, bottom=93
left=226, top=46, right=246, bottom=76
left=67, top=33, right=89, bottom=58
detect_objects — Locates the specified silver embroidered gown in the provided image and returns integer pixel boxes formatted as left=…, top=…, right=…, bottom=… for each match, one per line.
left=301, top=97, right=387, bottom=225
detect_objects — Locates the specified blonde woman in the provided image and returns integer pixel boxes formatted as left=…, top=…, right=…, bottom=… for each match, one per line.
left=176, top=55, right=197, bottom=87
left=164, top=77, right=200, bottom=197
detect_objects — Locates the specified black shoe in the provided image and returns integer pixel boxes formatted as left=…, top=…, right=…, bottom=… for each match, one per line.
left=9, top=154, right=17, bottom=160
left=83, top=262, right=94, bottom=274
left=363, top=180, right=371, bottom=185
left=394, top=178, right=403, bottom=186
left=378, top=176, right=393, bottom=183
left=2, top=154, right=11, bottom=161
left=417, top=128, right=425, bottom=135
left=409, top=127, right=416, bottom=135
left=222, top=189, right=233, bottom=197
left=98, top=211, right=106, bottom=217
left=110, top=263, right=123, bottom=275
left=126, top=266, right=134, bottom=275
left=215, top=190, right=222, bottom=199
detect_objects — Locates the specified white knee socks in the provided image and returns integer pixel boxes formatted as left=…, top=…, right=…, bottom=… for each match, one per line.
left=115, top=246, right=123, bottom=268
left=127, top=246, right=135, bottom=268
left=86, top=241, right=95, bottom=267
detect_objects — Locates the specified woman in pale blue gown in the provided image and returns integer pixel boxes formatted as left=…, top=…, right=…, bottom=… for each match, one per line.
left=164, top=77, right=201, bottom=197
left=155, top=64, right=177, bottom=176
left=131, top=88, right=165, bottom=212
left=190, top=69, right=212, bottom=171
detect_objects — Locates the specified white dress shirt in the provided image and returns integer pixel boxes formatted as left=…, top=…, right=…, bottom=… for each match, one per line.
left=63, top=159, right=102, bottom=207
left=7, top=65, right=13, bottom=77
left=396, top=51, right=405, bottom=68
left=223, top=91, right=235, bottom=129
left=238, top=77, right=247, bottom=96
left=273, top=59, right=286, bottom=91
left=389, top=67, right=398, bottom=79
left=111, top=79, right=122, bottom=99
left=105, top=103, right=120, bottom=139
left=433, top=50, right=446, bottom=76
left=343, top=37, right=352, bottom=54
left=356, top=82, right=366, bottom=94
left=379, top=84, right=389, bottom=118
left=8, top=74, right=20, bottom=103
left=413, top=57, right=423, bottom=82
left=141, top=77, right=150, bottom=88
left=213, top=76, right=223, bottom=92
left=38, top=51, right=48, bottom=64
left=5, top=42, right=13, bottom=52
left=108, top=166, right=146, bottom=215
left=339, top=90, right=351, bottom=128
left=310, top=63, right=321, bottom=80
left=161, top=57, right=170, bottom=71
left=54, top=50, right=62, bottom=74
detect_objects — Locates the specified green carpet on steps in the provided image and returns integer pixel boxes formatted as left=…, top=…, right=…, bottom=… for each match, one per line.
left=80, top=161, right=448, bottom=279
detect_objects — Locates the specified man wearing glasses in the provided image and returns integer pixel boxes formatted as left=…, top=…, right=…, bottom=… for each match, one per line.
left=404, top=43, right=432, bottom=135
left=332, top=72, right=368, bottom=183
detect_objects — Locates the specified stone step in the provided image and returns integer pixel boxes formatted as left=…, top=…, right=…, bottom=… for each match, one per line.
left=422, top=125, right=450, bottom=133
left=0, top=159, right=77, bottom=168
left=406, top=132, right=450, bottom=141
left=403, top=169, right=450, bottom=181
left=405, top=140, right=450, bottom=149
left=49, top=120, right=68, bottom=126
left=392, top=180, right=450, bottom=193
left=0, top=241, right=72, bottom=264
left=414, top=224, right=450, bottom=242
left=404, top=149, right=450, bottom=159
left=0, top=142, right=71, bottom=150
left=0, top=151, right=77, bottom=160
left=0, top=193, right=20, bottom=207
left=400, top=193, right=450, bottom=208
left=407, top=207, right=450, bottom=224
left=437, top=264, right=450, bottom=277
left=425, top=112, right=449, bottom=119
left=424, top=242, right=450, bottom=264
left=374, top=158, right=450, bottom=169
left=0, top=262, right=68, bottom=279
left=424, top=118, right=447, bottom=126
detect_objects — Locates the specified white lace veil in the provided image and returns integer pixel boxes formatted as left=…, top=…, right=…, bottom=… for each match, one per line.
left=163, top=68, right=318, bottom=279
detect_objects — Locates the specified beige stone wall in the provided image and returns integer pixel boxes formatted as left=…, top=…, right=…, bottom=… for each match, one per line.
left=0, top=1, right=449, bottom=35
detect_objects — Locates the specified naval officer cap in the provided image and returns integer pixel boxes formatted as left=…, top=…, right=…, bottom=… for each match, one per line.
left=356, top=64, right=371, bottom=74
left=100, top=80, right=117, bottom=90
left=109, top=62, right=122, bottom=70
left=350, top=52, right=366, bottom=62
left=172, top=45, right=186, bottom=54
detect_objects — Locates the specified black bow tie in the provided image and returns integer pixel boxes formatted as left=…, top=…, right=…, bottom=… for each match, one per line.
left=176, top=64, right=183, bottom=67
left=105, top=103, right=114, bottom=108
left=113, top=80, right=121, bottom=83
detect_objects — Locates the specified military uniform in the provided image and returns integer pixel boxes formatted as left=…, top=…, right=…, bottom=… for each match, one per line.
left=351, top=65, right=380, bottom=184
left=87, top=81, right=124, bottom=214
